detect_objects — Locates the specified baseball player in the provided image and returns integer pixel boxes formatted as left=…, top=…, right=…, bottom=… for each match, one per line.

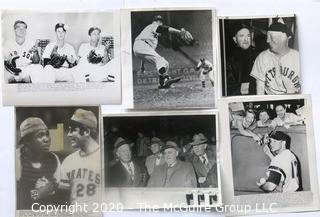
left=59, top=109, right=101, bottom=208
left=16, top=117, right=60, bottom=209
left=133, top=15, right=193, bottom=89
left=250, top=20, right=300, bottom=95
left=257, top=131, right=302, bottom=193
left=42, top=23, right=77, bottom=83
left=196, top=58, right=214, bottom=88
left=3, top=20, right=43, bottom=83
left=74, top=26, right=115, bottom=82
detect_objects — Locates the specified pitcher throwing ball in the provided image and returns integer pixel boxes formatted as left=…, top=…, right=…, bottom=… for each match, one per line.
left=133, top=15, right=193, bottom=89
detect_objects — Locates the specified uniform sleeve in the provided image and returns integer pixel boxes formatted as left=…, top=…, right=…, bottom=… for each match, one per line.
left=196, top=61, right=202, bottom=69
left=156, top=25, right=169, bottom=34
left=268, top=157, right=286, bottom=183
left=250, top=53, right=266, bottom=82
left=52, top=153, right=61, bottom=183
left=59, top=158, right=70, bottom=190
left=288, top=113, right=302, bottom=124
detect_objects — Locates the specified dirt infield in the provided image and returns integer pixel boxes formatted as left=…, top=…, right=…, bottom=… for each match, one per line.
left=134, top=80, right=215, bottom=109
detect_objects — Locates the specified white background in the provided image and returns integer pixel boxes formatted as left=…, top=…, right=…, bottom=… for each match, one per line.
left=0, top=0, right=319, bottom=217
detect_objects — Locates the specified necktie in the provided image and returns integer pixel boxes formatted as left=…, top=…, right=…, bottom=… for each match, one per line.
left=201, top=156, right=207, bottom=165
left=126, top=163, right=134, bottom=180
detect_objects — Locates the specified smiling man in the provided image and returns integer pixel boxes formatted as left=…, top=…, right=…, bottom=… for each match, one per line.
left=59, top=109, right=101, bottom=207
left=257, top=131, right=302, bottom=193
left=16, top=117, right=60, bottom=209
left=250, top=19, right=300, bottom=95
left=42, top=23, right=77, bottom=82
left=109, top=137, right=148, bottom=187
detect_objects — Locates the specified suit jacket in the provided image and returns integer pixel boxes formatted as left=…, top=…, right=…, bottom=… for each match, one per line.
left=188, top=148, right=218, bottom=187
left=147, top=160, right=197, bottom=187
left=109, top=159, right=148, bottom=187
left=145, top=153, right=166, bottom=175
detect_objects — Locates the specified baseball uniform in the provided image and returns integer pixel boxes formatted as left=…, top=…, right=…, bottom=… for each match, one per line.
left=42, top=42, right=77, bottom=83
left=59, top=148, right=101, bottom=207
left=73, top=42, right=115, bottom=82
left=250, top=49, right=300, bottom=94
left=133, top=23, right=169, bottom=73
left=266, top=149, right=300, bottom=192
left=4, top=39, right=43, bottom=83
left=197, top=59, right=214, bottom=85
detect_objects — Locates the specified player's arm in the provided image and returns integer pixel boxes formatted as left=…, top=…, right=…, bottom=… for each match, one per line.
left=196, top=61, right=201, bottom=71
left=257, top=171, right=281, bottom=192
left=235, top=119, right=261, bottom=141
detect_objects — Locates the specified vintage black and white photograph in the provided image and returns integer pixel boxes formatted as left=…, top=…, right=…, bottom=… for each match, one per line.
left=2, top=11, right=121, bottom=105
left=122, top=9, right=217, bottom=109
left=219, top=15, right=300, bottom=97
left=103, top=111, right=221, bottom=208
left=219, top=95, right=320, bottom=215
left=15, top=106, right=101, bottom=216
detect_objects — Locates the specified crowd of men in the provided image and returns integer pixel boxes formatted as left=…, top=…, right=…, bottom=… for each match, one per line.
left=106, top=133, right=218, bottom=188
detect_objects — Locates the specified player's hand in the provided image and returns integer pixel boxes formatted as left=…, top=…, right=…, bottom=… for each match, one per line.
left=256, top=177, right=266, bottom=187
left=67, top=55, right=76, bottom=64
left=284, top=123, right=291, bottom=129
left=198, top=177, right=206, bottom=184
left=34, top=176, right=56, bottom=200
left=253, top=134, right=262, bottom=141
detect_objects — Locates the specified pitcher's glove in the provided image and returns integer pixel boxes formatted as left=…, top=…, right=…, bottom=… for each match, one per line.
left=180, top=28, right=194, bottom=45
left=87, top=50, right=103, bottom=64
left=4, top=55, right=21, bottom=76
left=50, top=45, right=67, bottom=68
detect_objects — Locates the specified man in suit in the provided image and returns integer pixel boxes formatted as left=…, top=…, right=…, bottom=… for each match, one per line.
left=145, top=137, right=166, bottom=175
left=147, top=141, right=197, bottom=187
left=188, top=133, right=218, bottom=188
left=109, top=137, right=148, bottom=187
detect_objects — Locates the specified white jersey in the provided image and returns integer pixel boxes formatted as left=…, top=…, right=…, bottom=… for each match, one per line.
left=4, top=39, right=36, bottom=67
left=197, top=60, right=213, bottom=71
left=60, top=148, right=101, bottom=206
left=267, top=149, right=300, bottom=193
left=250, top=49, right=300, bottom=94
left=78, top=42, right=105, bottom=64
left=135, top=23, right=161, bottom=50
left=42, top=42, right=77, bottom=68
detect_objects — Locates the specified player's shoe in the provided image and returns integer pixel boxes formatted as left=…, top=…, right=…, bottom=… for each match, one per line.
left=158, top=76, right=181, bottom=89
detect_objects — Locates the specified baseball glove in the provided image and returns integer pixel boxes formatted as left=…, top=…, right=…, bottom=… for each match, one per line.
left=180, top=28, right=194, bottom=44
left=50, top=46, right=67, bottom=68
left=87, top=50, right=103, bottom=64
left=4, top=55, right=21, bottom=76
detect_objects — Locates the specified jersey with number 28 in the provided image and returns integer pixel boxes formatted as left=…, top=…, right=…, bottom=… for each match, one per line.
left=60, top=148, right=101, bottom=205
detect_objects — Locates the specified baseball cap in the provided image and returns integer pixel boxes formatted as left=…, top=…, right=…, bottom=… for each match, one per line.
left=19, top=117, right=48, bottom=141
left=114, top=137, right=133, bottom=150
left=88, top=27, right=101, bottom=36
left=268, top=22, right=292, bottom=36
left=55, top=23, right=67, bottom=32
left=70, top=109, right=97, bottom=130
left=232, top=22, right=251, bottom=36
left=153, top=15, right=164, bottom=22
left=149, top=137, right=164, bottom=147
left=269, top=131, right=291, bottom=148
left=189, top=133, right=208, bottom=146
left=162, top=141, right=180, bottom=152
left=14, top=20, right=27, bottom=29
